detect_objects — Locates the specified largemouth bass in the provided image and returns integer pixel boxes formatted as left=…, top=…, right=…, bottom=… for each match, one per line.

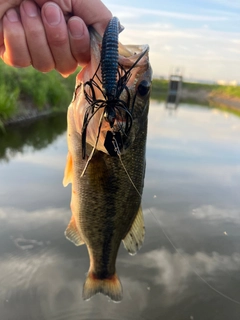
left=63, top=17, right=152, bottom=302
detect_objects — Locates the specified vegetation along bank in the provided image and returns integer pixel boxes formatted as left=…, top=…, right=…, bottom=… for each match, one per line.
left=1, top=60, right=240, bottom=128
left=0, top=60, right=77, bottom=128
left=151, top=79, right=240, bottom=109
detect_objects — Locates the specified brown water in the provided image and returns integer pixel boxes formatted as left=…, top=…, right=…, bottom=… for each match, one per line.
left=0, top=101, right=240, bottom=320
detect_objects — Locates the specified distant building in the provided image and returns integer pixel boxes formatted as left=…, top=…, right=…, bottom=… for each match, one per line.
left=229, top=80, right=238, bottom=86
left=166, top=74, right=182, bottom=109
left=217, top=80, right=227, bottom=86
left=217, top=80, right=238, bottom=86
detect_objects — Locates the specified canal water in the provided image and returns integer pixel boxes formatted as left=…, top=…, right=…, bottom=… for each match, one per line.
left=0, top=101, right=240, bottom=320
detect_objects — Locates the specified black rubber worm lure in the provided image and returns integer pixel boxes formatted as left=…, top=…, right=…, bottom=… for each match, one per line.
left=101, top=16, right=121, bottom=107
left=81, top=17, right=148, bottom=158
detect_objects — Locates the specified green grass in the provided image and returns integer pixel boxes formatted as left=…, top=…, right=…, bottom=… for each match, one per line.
left=0, top=60, right=78, bottom=122
left=1, top=59, right=240, bottom=123
left=0, top=85, right=19, bottom=120
left=151, top=79, right=240, bottom=101
left=151, top=79, right=169, bottom=100
left=181, top=81, right=218, bottom=91
left=211, top=85, right=240, bottom=98
left=150, top=79, right=218, bottom=101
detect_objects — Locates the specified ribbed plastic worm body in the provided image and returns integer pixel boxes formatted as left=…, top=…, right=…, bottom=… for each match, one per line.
left=101, top=16, right=120, bottom=100
left=81, top=17, right=148, bottom=158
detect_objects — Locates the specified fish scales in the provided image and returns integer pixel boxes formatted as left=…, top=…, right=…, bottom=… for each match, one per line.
left=63, top=16, right=152, bottom=302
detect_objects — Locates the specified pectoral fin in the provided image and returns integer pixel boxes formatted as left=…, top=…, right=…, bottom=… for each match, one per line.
left=122, top=206, right=145, bottom=255
left=63, top=152, right=73, bottom=187
left=65, top=215, right=84, bottom=246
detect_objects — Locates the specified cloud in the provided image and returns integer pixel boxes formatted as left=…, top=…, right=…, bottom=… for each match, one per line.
left=209, top=0, right=240, bottom=9
left=0, top=207, right=70, bottom=233
left=16, top=152, right=66, bottom=171
left=0, top=250, right=87, bottom=319
left=138, top=248, right=240, bottom=299
left=192, top=205, right=240, bottom=224
left=11, top=132, right=67, bottom=170
left=102, top=1, right=240, bottom=81
left=106, top=4, right=228, bottom=22
left=117, top=21, right=240, bottom=80
left=0, top=249, right=149, bottom=318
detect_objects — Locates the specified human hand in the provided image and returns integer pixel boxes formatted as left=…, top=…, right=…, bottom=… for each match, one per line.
left=0, top=0, right=112, bottom=76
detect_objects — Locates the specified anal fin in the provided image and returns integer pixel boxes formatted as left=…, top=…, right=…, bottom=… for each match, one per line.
left=122, top=206, right=145, bottom=255
left=65, top=215, right=84, bottom=246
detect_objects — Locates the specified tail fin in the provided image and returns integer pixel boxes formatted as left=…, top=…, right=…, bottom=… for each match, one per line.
left=82, top=272, right=123, bottom=302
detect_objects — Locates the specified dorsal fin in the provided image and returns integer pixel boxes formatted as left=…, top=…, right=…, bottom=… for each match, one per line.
left=122, top=206, right=145, bottom=255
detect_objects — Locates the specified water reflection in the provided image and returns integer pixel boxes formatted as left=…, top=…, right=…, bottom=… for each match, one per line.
left=0, top=112, right=67, bottom=162
left=1, top=102, right=240, bottom=319
left=192, top=205, right=240, bottom=224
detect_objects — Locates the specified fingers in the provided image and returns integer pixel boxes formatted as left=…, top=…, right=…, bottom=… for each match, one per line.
left=40, top=3, right=90, bottom=74
left=0, top=1, right=23, bottom=60
left=68, top=17, right=90, bottom=66
left=41, top=2, right=78, bottom=76
left=0, top=1, right=22, bottom=19
left=0, top=19, right=4, bottom=57
left=0, top=0, right=112, bottom=74
left=2, top=8, right=31, bottom=67
left=34, top=0, right=112, bottom=35
left=1, top=1, right=90, bottom=75
left=20, top=0, right=54, bottom=72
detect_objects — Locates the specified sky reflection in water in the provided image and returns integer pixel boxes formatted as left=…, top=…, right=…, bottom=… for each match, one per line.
left=0, top=103, right=240, bottom=319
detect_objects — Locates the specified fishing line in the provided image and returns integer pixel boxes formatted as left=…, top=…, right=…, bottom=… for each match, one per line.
left=113, top=138, right=240, bottom=306
left=80, top=110, right=105, bottom=177
left=112, top=136, right=142, bottom=198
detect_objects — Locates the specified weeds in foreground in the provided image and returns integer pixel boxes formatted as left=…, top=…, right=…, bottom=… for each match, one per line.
left=0, top=85, right=19, bottom=120
left=0, top=59, right=240, bottom=123
left=0, top=60, right=78, bottom=121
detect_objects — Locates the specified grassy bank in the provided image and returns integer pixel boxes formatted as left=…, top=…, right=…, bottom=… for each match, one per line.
left=1, top=60, right=240, bottom=127
left=0, top=60, right=78, bottom=126
left=210, top=85, right=240, bottom=99
left=151, top=79, right=218, bottom=99
left=151, top=79, right=169, bottom=100
left=151, top=79, right=240, bottom=102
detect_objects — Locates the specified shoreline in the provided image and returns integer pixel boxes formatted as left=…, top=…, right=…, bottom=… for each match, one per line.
left=4, top=110, right=52, bottom=126
left=180, top=88, right=240, bottom=110
left=208, top=94, right=240, bottom=110
left=2, top=90, right=240, bottom=128
left=2, top=98, right=67, bottom=127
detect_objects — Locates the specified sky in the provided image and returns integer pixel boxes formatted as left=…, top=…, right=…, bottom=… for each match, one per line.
left=103, top=0, right=240, bottom=83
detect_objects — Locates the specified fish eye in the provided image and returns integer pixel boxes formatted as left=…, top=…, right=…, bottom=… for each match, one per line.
left=137, top=80, right=150, bottom=96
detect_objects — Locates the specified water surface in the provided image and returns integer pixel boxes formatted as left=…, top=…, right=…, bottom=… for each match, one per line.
left=1, top=103, right=240, bottom=320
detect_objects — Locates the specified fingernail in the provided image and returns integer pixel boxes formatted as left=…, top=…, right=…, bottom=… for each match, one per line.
left=44, top=3, right=61, bottom=26
left=22, top=1, right=38, bottom=18
left=68, top=17, right=84, bottom=38
left=6, top=9, right=19, bottom=22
